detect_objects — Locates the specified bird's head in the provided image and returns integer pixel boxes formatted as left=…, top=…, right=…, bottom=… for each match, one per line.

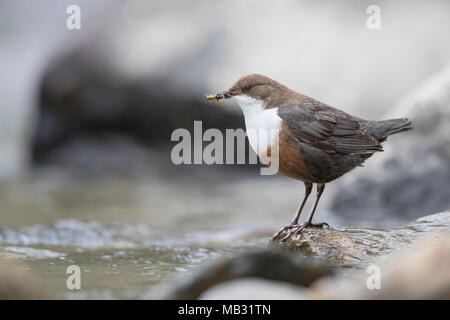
left=206, top=74, right=286, bottom=105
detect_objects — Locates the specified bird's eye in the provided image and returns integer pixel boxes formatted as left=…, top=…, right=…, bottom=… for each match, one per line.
left=243, top=84, right=251, bottom=91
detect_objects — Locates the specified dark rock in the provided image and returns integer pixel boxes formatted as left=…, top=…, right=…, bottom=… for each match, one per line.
left=29, top=2, right=250, bottom=169
left=31, top=48, right=245, bottom=166
left=147, top=249, right=333, bottom=300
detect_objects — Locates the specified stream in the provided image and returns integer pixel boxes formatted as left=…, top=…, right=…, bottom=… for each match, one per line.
left=0, top=169, right=448, bottom=298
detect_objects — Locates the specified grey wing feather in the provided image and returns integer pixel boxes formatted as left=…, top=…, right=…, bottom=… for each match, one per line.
left=278, top=106, right=383, bottom=154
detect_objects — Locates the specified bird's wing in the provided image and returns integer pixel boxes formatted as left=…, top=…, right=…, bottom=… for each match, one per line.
left=277, top=104, right=383, bottom=154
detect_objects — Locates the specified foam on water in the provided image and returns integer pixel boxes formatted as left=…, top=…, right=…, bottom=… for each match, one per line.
left=0, top=219, right=269, bottom=249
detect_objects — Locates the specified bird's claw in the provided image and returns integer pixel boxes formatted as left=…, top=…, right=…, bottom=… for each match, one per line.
left=279, top=224, right=306, bottom=242
left=270, top=223, right=299, bottom=241
left=273, top=221, right=330, bottom=243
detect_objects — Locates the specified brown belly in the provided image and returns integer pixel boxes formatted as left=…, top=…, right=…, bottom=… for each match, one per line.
left=265, top=124, right=371, bottom=183
left=278, top=140, right=318, bottom=182
left=265, top=124, right=318, bottom=183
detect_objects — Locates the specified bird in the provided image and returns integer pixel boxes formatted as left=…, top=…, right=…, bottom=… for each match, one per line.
left=206, top=74, right=412, bottom=242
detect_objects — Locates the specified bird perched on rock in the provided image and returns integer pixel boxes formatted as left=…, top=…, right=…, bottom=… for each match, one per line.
left=206, top=74, right=412, bottom=242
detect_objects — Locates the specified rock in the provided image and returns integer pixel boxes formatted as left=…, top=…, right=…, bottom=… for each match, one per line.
left=145, top=212, right=449, bottom=300
left=0, top=257, right=49, bottom=299
left=29, top=3, right=247, bottom=166
left=272, top=227, right=375, bottom=265
left=309, top=232, right=450, bottom=299
left=330, top=66, right=450, bottom=225
left=197, top=230, right=450, bottom=300
left=371, top=234, right=450, bottom=299
left=32, top=48, right=246, bottom=166
left=199, top=278, right=307, bottom=300
left=272, top=211, right=450, bottom=266
left=144, top=249, right=333, bottom=300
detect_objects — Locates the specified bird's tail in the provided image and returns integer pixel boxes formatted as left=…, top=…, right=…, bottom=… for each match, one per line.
left=382, top=118, right=413, bottom=136
left=364, top=118, right=413, bottom=142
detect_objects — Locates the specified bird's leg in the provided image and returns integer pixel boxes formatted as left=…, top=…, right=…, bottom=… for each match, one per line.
left=271, top=182, right=312, bottom=241
left=290, top=182, right=313, bottom=226
left=303, top=183, right=329, bottom=228
left=280, top=183, right=329, bottom=242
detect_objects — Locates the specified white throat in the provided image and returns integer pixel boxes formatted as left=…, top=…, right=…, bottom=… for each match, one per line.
left=233, top=95, right=282, bottom=155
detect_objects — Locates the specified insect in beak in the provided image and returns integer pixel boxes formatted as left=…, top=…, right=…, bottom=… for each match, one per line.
left=205, top=91, right=231, bottom=104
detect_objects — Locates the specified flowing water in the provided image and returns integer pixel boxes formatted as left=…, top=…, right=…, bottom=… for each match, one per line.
left=0, top=166, right=448, bottom=299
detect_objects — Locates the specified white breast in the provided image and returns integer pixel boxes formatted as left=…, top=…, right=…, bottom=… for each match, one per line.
left=233, top=95, right=282, bottom=156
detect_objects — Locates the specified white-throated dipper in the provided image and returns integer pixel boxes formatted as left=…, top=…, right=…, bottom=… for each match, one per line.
left=206, top=74, right=412, bottom=242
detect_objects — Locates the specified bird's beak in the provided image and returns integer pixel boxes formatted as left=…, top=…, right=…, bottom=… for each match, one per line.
left=205, top=91, right=231, bottom=104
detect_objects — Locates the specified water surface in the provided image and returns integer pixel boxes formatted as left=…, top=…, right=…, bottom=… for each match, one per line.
left=0, top=170, right=446, bottom=298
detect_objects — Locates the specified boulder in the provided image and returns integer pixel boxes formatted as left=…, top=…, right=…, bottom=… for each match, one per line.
left=31, top=1, right=247, bottom=166
left=272, top=211, right=450, bottom=266
left=32, top=48, right=245, bottom=165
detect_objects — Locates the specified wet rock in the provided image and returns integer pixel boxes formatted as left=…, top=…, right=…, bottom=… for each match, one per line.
left=330, top=66, right=450, bottom=224
left=145, top=249, right=333, bottom=300
left=272, top=227, right=375, bottom=265
left=272, top=211, right=450, bottom=266
left=196, top=227, right=450, bottom=300
left=144, top=212, right=449, bottom=299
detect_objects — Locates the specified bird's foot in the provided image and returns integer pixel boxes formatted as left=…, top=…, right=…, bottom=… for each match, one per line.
left=278, top=221, right=330, bottom=242
left=270, top=223, right=299, bottom=241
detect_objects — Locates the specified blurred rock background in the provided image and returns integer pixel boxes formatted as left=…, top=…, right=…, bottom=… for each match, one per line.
left=332, top=66, right=450, bottom=223
left=0, top=0, right=449, bottom=298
